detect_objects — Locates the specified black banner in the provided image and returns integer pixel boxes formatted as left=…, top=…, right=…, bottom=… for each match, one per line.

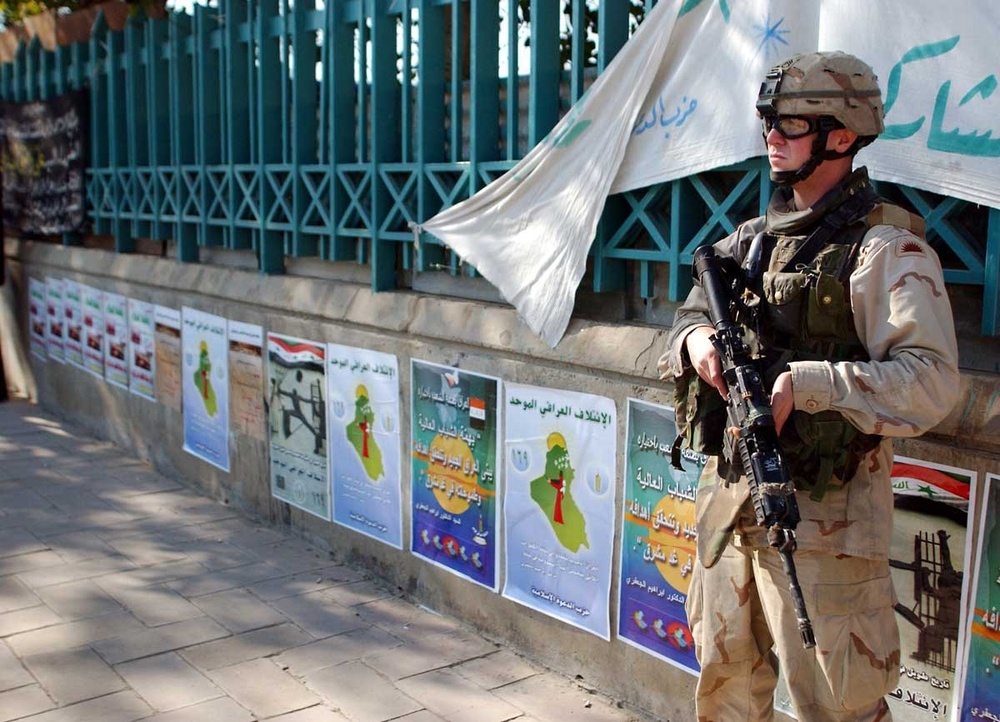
left=0, top=88, right=88, bottom=236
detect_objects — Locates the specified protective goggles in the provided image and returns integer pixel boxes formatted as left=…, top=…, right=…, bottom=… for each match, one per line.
left=760, top=114, right=842, bottom=139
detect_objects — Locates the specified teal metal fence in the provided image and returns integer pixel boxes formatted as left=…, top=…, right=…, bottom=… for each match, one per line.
left=1, top=0, right=996, bottom=335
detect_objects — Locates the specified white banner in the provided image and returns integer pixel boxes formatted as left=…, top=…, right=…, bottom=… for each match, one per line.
left=422, top=0, right=999, bottom=346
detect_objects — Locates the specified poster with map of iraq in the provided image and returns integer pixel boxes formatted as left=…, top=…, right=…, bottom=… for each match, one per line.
left=410, top=360, right=501, bottom=589
left=502, top=382, right=617, bottom=639
left=326, top=344, right=402, bottom=548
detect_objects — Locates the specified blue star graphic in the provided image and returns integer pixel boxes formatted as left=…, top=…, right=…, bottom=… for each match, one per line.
left=754, top=13, right=790, bottom=59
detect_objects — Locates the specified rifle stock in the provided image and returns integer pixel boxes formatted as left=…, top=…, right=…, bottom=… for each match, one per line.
left=692, top=244, right=817, bottom=649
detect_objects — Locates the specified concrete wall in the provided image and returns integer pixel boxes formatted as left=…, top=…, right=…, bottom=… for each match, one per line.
left=4, top=239, right=999, bottom=722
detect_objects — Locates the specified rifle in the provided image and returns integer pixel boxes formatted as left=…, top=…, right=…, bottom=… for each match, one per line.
left=690, top=244, right=816, bottom=649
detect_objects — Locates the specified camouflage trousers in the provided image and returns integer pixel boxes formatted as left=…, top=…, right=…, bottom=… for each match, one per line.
left=686, top=539, right=900, bottom=721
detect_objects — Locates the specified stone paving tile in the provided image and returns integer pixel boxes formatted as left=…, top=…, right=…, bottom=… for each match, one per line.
left=302, top=660, right=423, bottom=722
left=453, top=649, right=544, bottom=690
left=15, top=554, right=138, bottom=590
left=206, top=658, right=322, bottom=719
left=273, top=625, right=403, bottom=676
left=22, top=647, right=127, bottom=705
left=0, top=605, right=63, bottom=638
left=267, top=705, right=351, bottom=722
left=6, top=611, right=146, bottom=657
left=267, top=590, right=370, bottom=640
left=354, top=596, right=463, bottom=642
left=163, top=538, right=262, bottom=572
left=0, top=684, right=55, bottom=722
left=13, top=689, right=152, bottom=722
left=245, top=565, right=366, bottom=602
left=93, top=559, right=212, bottom=591
left=105, top=535, right=191, bottom=568
left=0, top=550, right=66, bottom=579
left=319, top=579, right=394, bottom=608
left=0, top=575, right=41, bottom=613
left=134, top=697, right=253, bottom=722
left=40, top=530, right=121, bottom=565
left=180, top=622, right=314, bottom=671
left=364, top=629, right=499, bottom=681
left=92, top=616, right=231, bottom=665
left=95, top=583, right=205, bottom=627
left=166, top=562, right=288, bottom=598
left=33, top=580, right=125, bottom=621
left=393, top=712, right=446, bottom=722
left=494, top=673, right=641, bottom=722
left=189, top=588, right=288, bottom=633
left=115, top=652, right=221, bottom=712
left=0, top=527, right=47, bottom=559
left=0, top=640, right=32, bottom=691
left=396, top=667, right=523, bottom=722
left=250, top=541, right=336, bottom=575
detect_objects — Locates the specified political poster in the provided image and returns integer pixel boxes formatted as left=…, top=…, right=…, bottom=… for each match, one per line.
left=80, top=284, right=103, bottom=378
left=63, top=279, right=84, bottom=368
left=45, top=277, right=64, bottom=363
left=27, top=277, right=46, bottom=361
left=229, top=321, right=265, bottom=441
left=181, top=307, right=230, bottom=472
left=154, top=306, right=182, bottom=411
left=410, top=360, right=500, bottom=588
left=617, top=399, right=703, bottom=674
left=502, top=382, right=617, bottom=638
left=127, top=299, right=155, bottom=401
left=102, top=291, right=129, bottom=390
left=267, top=333, right=328, bottom=519
left=956, top=473, right=1000, bottom=722
left=326, top=345, right=403, bottom=548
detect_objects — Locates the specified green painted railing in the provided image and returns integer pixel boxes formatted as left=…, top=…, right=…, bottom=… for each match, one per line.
left=1, top=0, right=996, bottom=335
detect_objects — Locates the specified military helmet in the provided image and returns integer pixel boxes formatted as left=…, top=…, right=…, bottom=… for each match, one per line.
left=756, top=51, right=884, bottom=137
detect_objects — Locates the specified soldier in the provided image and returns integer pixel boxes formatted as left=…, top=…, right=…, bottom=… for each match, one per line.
left=660, top=51, right=960, bottom=721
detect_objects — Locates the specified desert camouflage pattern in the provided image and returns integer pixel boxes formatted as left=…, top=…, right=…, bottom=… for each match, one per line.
left=659, top=174, right=960, bottom=719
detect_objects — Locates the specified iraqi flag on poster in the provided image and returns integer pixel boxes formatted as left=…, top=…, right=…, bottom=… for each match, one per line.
left=890, top=456, right=971, bottom=509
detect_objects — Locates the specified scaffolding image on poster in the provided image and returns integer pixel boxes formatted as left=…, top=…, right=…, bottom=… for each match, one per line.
left=616, top=399, right=702, bottom=675
left=502, top=382, right=616, bottom=639
left=267, top=333, right=329, bottom=520
left=410, top=360, right=500, bottom=589
left=328, top=344, right=403, bottom=548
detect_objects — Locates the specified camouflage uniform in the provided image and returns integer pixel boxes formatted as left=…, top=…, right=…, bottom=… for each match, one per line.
left=660, top=54, right=961, bottom=722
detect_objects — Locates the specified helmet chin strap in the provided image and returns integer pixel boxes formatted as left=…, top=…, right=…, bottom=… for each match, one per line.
left=769, top=131, right=876, bottom=187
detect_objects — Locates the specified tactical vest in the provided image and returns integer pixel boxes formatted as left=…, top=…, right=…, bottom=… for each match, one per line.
left=674, top=198, right=925, bottom=501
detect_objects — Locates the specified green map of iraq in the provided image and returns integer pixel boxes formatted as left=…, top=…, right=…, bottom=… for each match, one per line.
left=346, top=384, right=384, bottom=480
left=530, top=432, right=589, bottom=552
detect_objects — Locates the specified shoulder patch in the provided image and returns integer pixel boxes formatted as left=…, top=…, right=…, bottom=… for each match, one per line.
left=867, top=203, right=926, bottom=239
left=895, top=238, right=927, bottom=258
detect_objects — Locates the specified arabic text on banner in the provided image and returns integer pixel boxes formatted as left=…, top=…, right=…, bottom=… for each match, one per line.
left=326, top=345, right=403, bottom=549
left=127, top=299, right=156, bottom=401
left=617, top=398, right=702, bottom=675
left=62, top=279, right=84, bottom=368
left=80, top=284, right=103, bottom=378
left=181, top=307, right=230, bottom=473
left=422, top=0, right=1000, bottom=347
left=27, top=277, right=46, bottom=361
left=411, top=360, right=501, bottom=589
left=154, top=306, right=182, bottom=412
left=502, top=382, right=617, bottom=639
left=229, top=321, right=265, bottom=441
left=957, top=473, right=1000, bottom=722
left=102, top=291, right=129, bottom=390
left=45, top=277, right=65, bottom=364
left=267, top=333, right=329, bottom=520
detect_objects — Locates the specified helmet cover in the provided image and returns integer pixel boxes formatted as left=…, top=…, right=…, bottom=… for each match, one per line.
left=757, top=51, right=884, bottom=137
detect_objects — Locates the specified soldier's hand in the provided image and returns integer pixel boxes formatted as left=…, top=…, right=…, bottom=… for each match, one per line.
left=685, top=326, right=727, bottom=399
left=770, top=371, right=794, bottom=435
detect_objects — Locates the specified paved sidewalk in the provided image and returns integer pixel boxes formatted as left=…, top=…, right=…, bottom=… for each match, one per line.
left=0, top=400, right=657, bottom=722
